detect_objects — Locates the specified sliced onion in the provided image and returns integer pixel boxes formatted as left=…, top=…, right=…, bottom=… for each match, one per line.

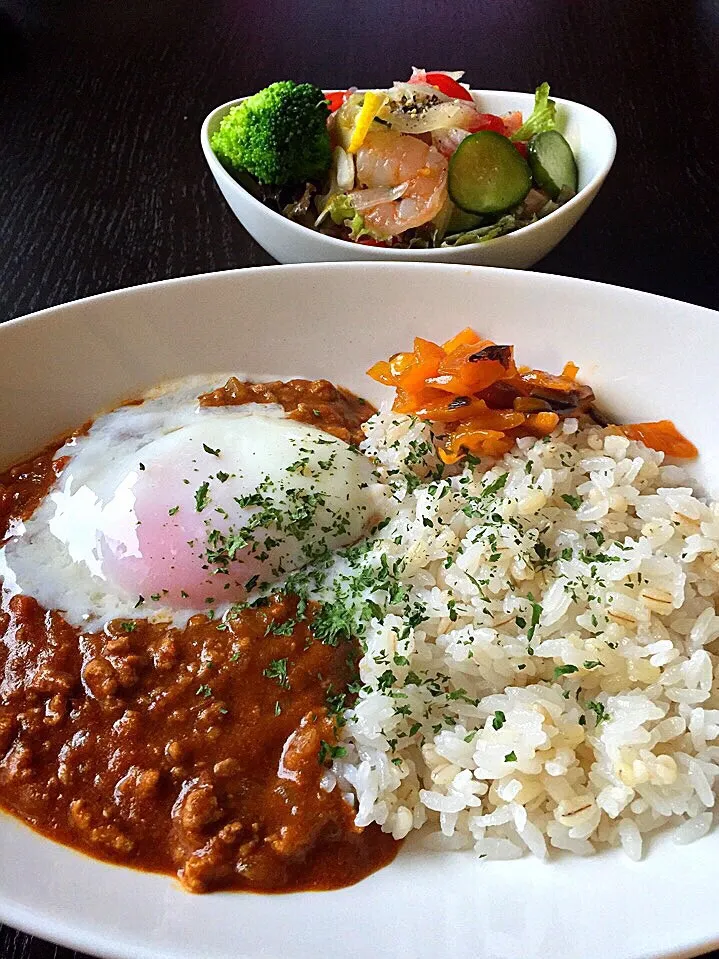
left=348, top=181, right=409, bottom=211
left=335, top=146, right=355, bottom=192
left=315, top=146, right=357, bottom=225
left=432, top=127, right=471, bottom=157
left=386, top=101, right=480, bottom=134
left=389, top=80, right=454, bottom=104
left=410, top=66, right=465, bottom=82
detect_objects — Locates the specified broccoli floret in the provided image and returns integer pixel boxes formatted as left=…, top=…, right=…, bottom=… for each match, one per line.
left=211, top=81, right=331, bottom=186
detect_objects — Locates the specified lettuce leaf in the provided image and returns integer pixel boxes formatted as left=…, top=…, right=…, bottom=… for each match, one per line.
left=441, top=215, right=518, bottom=247
left=510, top=82, right=556, bottom=142
left=324, top=193, right=386, bottom=241
left=282, top=182, right=316, bottom=221
left=326, top=193, right=357, bottom=224
left=441, top=184, right=575, bottom=248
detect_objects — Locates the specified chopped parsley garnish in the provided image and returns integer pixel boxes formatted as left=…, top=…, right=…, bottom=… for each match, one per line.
left=586, top=700, right=610, bottom=725
left=504, top=750, right=517, bottom=762
left=195, top=481, right=210, bottom=512
left=481, top=472, right=509, bottom=498
left=561, top=493, right=581, bottom=510
left=492, top=710, right=506, bottom=730
left=168, top=505, right=180, bottom=516
left=120, top=621, right=137, bottom=632
left=583, top=660, right=603, bottom=669
left=195, top=684, right=212, bottom=698
left=318, top=740, right=347, bottom=765
left=216, top=471, right=230, bottom=483
left=263, top=657, right=290, bottom=689
left=534, top=541, right=550, bottom=561
left=203, top=443, right=221, bottom=457
left=267, top=619, right=298, bottom=637
left=526, top=595, right=542, bottom=643
left=326, top=687, right=348, bottom=720
left=312, top=598, right=354, bottom=646
left=554, top=664, right=579, bottom=678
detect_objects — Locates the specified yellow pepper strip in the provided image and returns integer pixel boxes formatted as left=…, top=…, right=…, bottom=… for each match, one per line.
left=347, top=91, right=390, bottom=153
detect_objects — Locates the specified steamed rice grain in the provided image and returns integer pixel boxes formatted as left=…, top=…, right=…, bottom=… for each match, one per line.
left=320, top=412, right=719, bottom=861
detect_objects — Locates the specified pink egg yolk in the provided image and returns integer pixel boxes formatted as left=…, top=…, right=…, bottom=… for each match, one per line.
left=99, top=458, right=265, bottom=609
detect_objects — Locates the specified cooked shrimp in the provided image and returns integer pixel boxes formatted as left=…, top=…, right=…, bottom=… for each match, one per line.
left=351, top=128, right=448, bottom=237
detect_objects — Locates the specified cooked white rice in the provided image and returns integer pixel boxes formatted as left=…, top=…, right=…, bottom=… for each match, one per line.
left=308, top=411, right=719, bottom=861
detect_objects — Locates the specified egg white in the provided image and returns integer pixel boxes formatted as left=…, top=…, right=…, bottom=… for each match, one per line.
left=0, top=375, right=383, bottom=629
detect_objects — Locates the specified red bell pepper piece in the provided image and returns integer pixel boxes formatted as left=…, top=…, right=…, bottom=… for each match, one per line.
left=421, top=72, right=473, bottom=101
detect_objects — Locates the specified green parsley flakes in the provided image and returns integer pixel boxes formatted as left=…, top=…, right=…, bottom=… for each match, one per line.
left=195, top=481, right=210, bottom=512
left=481, top=472, right=509, bottom=498
left=586, top=700, right=610, bottom=725
left=554, top=664, right=579, bottom=678
left=318, top=740, right=347, bottom=765
left=263, top=657, right=290, bottom=689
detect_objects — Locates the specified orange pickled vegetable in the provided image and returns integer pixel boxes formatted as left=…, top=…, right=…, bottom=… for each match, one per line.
left=442, top=327, right=482, bottom=354
left=366, top=329, right=697, bottom=466
left=434, top=342, right=516, bottom=394
left=367, top=360, right=393, bottom=386
left=440, top=429, right=514, bottom=463
left=388, top=351, right=418, bottom=379
left=397, top=338, right=446, bottom=392
left=393, top=386, right=447, bottom=415
left=622, top=421, right=698, bottom=459
left=413, top=395, right=513, bottom=424
left=524, top=411, right=560, bottom=436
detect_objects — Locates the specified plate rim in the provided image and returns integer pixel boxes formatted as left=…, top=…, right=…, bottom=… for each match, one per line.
left=1, top=262, right=718, bottom=959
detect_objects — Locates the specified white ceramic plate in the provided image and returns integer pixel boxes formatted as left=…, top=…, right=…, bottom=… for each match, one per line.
left=201, top=90, right=616, bottom=268
left=1, top=263, right=718, bottom=959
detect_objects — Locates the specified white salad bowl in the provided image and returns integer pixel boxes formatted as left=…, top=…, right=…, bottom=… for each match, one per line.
left=1, top=263, right=719, bottom=959
left=200, top=90, right=616, bottom=268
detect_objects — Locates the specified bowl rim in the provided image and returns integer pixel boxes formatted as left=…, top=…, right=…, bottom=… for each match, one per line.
left=4, top=260, right=716, bottom=335
left=200, top=88, right=617, bottom=257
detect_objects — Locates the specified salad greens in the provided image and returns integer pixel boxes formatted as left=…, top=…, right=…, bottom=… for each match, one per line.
left=210, top=71, right=579, bottom=250
left=509, top=82, right=557, bottom=142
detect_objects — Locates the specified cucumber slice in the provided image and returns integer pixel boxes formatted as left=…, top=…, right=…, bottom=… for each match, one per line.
left=527, top=130, right=578, bottom=199
left=448, top=131, right=532, bottom=215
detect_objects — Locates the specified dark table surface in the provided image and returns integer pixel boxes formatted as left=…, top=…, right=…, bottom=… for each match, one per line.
left=1, top=0, right=718, bottom=955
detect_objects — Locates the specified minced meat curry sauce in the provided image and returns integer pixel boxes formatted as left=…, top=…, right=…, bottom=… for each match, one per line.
left=0, top=379, right=398, bottom=893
